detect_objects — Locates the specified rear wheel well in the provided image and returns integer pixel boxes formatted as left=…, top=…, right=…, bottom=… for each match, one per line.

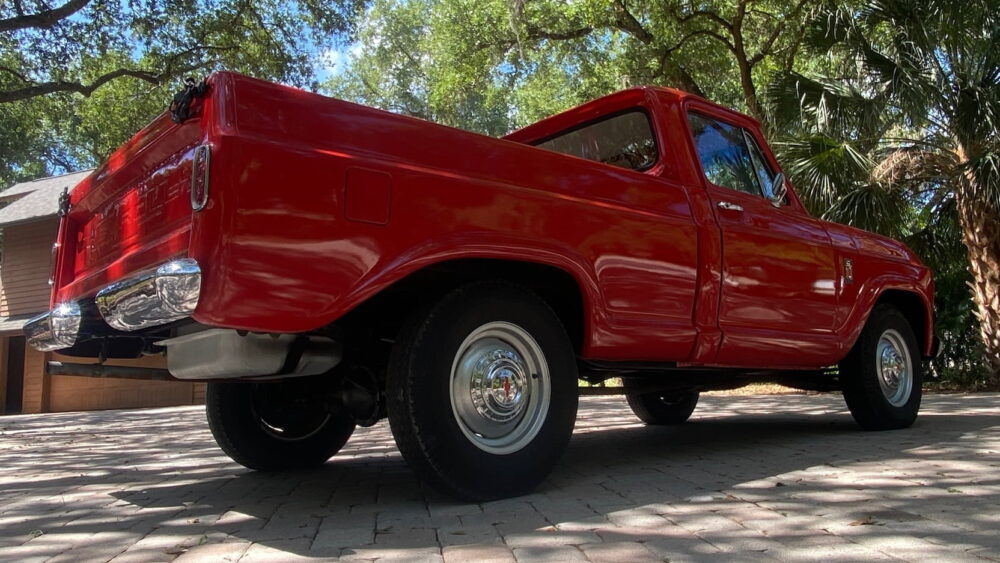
left=873, top=290, right=928, bottom=356
left=334, top=259, right=587, bottom=359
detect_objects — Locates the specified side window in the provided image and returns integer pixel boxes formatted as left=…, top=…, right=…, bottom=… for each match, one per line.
left=744, top=133, right=782, bottom=203
left=536, top=111, right=658, bottom=171
left=688, top=113, right=763, bottom=197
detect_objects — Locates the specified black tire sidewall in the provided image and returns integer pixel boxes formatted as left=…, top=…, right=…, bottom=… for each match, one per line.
left=623, top=380, right=699, bottom=425
left=388, top=284, right=578, bottom=500
left=842, top=306, right=923, bottom=430
left=206, top=381, right=355, bottom=471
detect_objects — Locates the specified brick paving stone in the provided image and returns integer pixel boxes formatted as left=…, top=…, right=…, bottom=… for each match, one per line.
left=511, top=545, right=587, bottom=561
left=578, top=541, right=660, bottom=563
left=0, top=543, right=65, bottom=563
left=442, top=544, right=515, bottom=563
left=171, top=540, right=252, bottom=562
left=643, top=537, right=724, bottom=561
left=0, top=394, right=997, bottom=561
left=311, top=524, right=375, bottom=551
left=110, top=530, right=207, bottom=562
left=340, top=546, right=441, bottom=561
left=551, top=514, right=610, bottom=532
left=605, top=508, right=672, bottom=529
left=374, top=527, right=439, bottom=549
left=238, top=539, right=315, bottom=562
left=436, top=523, right=502, bottom=547
left=504, top=530, right=603, bottom=549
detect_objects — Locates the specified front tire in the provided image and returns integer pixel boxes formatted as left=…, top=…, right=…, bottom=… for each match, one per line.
left=387, top=282, right=578, bottom=501
left=206, top=378, right=355, bottom=471
left=840, top=305, right=922, bottom=430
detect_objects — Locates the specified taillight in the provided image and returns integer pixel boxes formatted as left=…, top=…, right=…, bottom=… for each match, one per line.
left=48, top=241, right=59, bottom=286
left=191, top=144, right=211, bottom=211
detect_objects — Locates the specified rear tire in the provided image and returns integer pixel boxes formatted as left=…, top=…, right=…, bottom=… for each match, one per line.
left=206, top=378, right=355, bottom=471
left=387, top=282, right=578, bottom=501
left=840, top=305, right=922, bottom=430
left=624, top=379, right=699, bottom=425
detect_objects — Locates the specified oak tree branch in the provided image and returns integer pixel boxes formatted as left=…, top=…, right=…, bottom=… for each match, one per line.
left=0, top=0, right=93, bottom=32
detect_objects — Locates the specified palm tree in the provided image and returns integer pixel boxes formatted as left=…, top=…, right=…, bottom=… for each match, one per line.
left=767, top=0, right=999, bottom=381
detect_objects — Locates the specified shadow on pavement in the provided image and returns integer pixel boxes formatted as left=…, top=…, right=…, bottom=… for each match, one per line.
left=0, top=394, right=997, bottom=560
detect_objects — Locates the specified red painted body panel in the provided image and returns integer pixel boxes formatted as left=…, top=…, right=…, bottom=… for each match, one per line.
left=49, top=72, right=935, bottom=367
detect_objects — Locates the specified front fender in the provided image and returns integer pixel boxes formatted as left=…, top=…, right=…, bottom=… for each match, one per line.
left=840, top=270, right=935, bottom=359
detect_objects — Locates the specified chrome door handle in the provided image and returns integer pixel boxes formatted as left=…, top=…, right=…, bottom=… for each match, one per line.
left=717, top=201, right=744, bottom=212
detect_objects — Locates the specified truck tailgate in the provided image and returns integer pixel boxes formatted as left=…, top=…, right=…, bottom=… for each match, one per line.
left=53, top=107, right=208, bottom=304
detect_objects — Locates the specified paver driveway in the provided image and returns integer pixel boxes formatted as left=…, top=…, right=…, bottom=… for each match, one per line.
left=0, top=393, right=998, bottom=562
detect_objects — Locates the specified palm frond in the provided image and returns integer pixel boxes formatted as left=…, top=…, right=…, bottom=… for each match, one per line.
left=764, top=72, right=888, bottom=140
left=823, top=182, right=911, bottom=237
left=775, top=134, right=875, bottom=211
left=962, top=151, right=1000, bottom=212
left=905, top=195, right=965, bottom=267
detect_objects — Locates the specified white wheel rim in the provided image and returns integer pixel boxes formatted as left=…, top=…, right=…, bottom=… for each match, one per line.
left=876, top=328, right=913, bottom=407
left=450, top=321, right=551, bottom=454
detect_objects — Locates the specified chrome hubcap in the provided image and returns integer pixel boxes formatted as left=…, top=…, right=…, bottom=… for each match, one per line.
left=876, top=329, right=913, bottom=407
left=450, top=322, right=550, bottom=454
left=470, top=348, right=528, bottom=423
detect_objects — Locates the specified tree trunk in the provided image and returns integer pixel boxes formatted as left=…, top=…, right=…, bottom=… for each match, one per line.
left=734, top=53, right=763, bottom=124
left=954, top=157, right=1000, bottom=381
left=729, top=1, right=764, bottom=126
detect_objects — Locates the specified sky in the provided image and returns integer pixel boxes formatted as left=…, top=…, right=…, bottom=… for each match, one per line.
left=315, top=43, right=365, bottom=83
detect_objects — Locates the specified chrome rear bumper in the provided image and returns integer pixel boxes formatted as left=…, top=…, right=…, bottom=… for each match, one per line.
left=96, top=259, right=201, bottom=331
left=25, top=258, right=202, bottom=352
left=24, top=302, right=82, bottom=352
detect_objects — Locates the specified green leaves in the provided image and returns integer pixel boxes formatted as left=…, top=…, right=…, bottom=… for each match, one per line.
left=326, top=0, right=818, bottom=134
left=768, top=0, right=1000, bottom=381
left=0, top=0, right=365, bottom=185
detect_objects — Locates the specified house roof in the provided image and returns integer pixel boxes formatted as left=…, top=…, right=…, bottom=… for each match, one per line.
left=0, top=170, right=92, bottom=227
left=0, top=170, right=91, bottom=201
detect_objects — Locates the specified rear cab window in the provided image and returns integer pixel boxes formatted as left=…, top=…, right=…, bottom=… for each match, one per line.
left=534, top=110, right=658, bottom=172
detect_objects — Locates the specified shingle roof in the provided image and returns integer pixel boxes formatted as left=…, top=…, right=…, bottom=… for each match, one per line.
left=0, top=170, right=92, bottom=227
left=0, top=170, right=92, bottom=201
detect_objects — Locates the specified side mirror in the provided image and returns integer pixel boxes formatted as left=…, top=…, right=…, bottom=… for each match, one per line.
left=769, top=172, right=787, bottom=207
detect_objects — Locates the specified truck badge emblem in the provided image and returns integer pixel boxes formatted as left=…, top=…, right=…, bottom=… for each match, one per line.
left=844, top=258, right=854, bottom=285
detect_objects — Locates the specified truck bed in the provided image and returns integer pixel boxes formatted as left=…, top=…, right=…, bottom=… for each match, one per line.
left=52, top=72, right=701, bottom=361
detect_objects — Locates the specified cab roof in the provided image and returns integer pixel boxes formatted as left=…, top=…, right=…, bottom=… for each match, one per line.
left=503, top=86, right=758, bottom=145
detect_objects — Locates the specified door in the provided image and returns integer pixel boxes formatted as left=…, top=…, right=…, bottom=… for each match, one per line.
left=5, top=336, right=25, bottom=414
left=687, top=112, right=840, bottom=366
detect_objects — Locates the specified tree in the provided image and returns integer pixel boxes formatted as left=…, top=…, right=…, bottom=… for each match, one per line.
left=335, top=0, right=996, bottom=384
left=768, top=0, right=999, bottom=380
left=328, top=0, right=818, bottom=134
left=1, top=0, right=363, bottom=186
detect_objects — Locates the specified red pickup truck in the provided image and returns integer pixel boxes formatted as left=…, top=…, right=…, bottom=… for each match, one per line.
left=26, top=72, right=935, bottom=500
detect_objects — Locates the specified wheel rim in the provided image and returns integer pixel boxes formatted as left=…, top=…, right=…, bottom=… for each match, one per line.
left=450, top=321, right=551, bottom=455
left=251, top=385, right=331, bottom=442
left=876, top=329, right=913, bottom=407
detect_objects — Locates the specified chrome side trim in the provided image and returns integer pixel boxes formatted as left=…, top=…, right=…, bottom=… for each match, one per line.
left=96, top=259, right=202, bottom=332
left=25, top=302, right=81, bottom=352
